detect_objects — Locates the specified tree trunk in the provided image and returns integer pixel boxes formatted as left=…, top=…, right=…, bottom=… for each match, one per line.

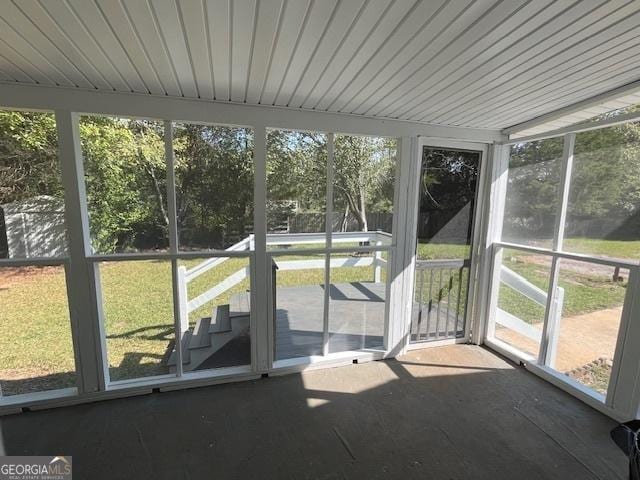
left=341, top=204, right=349, bottom=232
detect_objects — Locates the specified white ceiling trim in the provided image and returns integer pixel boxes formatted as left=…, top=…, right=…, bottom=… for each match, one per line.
left=0, top=82, right=505, bottom=142
left=504, top=78, right=640, bottom=138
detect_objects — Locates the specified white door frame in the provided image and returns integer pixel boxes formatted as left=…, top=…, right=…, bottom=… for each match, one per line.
left=399, top=137, right=490, bottom=352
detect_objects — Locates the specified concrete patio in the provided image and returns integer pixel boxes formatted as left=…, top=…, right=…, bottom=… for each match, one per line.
left=0, top=345, right=626, bottom=479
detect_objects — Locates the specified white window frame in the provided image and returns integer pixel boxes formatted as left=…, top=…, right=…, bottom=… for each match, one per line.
left=4, top=98, right=467, bottom=412
left=399, top=138, right=490, bottom=353
left=483, top=127, right=640, bottom=421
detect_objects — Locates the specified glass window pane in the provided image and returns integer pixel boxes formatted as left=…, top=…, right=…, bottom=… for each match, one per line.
left=272, top=253, right=326, bottom=360
left=267, top=129, right=327, bottom=249
left=548, top=260, right=628, bottom=397
left=0, top=265, right=76, bottom=395
left=98, top=260, right=174, bottom=382
left=416, top=147, right=480, bottom=261
left=80, top=116, right=168, bottom=254
left=174, top=123, right=254, bottom=251
left=176, top=256, right=251, bottom=371
left=564, top=124, right=640, bottom=261
left=328, top=250, right=386, bottom=353
left=0, top=110, right=68, bottom=259
left=501, top=138, right=564, bottom=248
left=492, top=248, right=552, bottom=359
left=332, top=135, right=395, bottom=244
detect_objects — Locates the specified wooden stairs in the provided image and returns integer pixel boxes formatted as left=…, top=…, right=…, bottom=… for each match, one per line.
left=167, top=304, right=250, bottom=372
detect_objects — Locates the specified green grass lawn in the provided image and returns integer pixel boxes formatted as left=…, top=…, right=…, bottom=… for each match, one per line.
left=0, top=250, right=386, bottom=393
left=0, top=239, right=632, bottom=394
left=497, top=250, right=628, bottom=324
left=562, top=238, right=640, bottom=260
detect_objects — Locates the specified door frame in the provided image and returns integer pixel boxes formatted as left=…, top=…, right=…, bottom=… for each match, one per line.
left=400, top=137, right=490, bottom=351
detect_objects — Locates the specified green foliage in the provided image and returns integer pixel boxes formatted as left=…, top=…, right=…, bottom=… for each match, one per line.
left=505, top=122, right=640, bottom=242
left=174, top=124, right=254, bottom=248
left=0, top=111, right=62, bottom=203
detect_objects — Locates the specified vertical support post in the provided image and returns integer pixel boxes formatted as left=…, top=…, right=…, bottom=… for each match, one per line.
left=254, top=125, right=269, bottom=371
left=55, top=110, right=105, bottom=393
left=608, top=266, right=640, bottom=417
left=478, top=143, right=510, bottom=344
left=539, top=133, right=574, bottom=366
left=387, top=136, right=420, bottom=356
left=382, top=137, right=404, bottom=353
left=165, top=120, right=183, bottom=377
left=546, top=286, right=564, bottom=368
left=374, top=240, right=382, bottom=282
left=322, top=133, right=334, bottom=356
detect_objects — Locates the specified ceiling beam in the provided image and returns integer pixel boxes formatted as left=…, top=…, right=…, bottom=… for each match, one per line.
left=502, top=78, right=640, bottom=136
left=0, top=83, right=505, bottom=143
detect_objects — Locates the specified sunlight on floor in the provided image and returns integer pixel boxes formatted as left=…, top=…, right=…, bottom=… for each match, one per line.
left=301, top=359, right=402, bottom=405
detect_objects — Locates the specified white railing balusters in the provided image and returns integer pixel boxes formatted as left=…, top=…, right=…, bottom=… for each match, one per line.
left=178, top=231, right=390, bottom=327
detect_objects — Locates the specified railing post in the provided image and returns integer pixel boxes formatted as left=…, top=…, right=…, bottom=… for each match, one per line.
left=546, top=286, right=564, bottom=369
left=374, top=240, right=383, bottom=283
left=177, top=265, right=189, bottom=332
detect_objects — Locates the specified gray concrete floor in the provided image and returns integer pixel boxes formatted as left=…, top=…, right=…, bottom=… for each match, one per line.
left=0, top=345, right=627, bottom=479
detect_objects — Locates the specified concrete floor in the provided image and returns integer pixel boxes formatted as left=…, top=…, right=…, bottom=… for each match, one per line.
left=0, top=345, right=627, bottom=479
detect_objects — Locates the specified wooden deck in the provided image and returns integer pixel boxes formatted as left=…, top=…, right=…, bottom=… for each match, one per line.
left=273, top=282, right=386, bottom=360
left=194, top=282, right=387, bottom=370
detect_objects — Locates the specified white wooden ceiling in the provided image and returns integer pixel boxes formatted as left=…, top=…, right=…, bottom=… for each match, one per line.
left=1, top=0, right=640, bottom=131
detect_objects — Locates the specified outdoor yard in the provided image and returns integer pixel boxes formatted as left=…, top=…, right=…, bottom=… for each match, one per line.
left=0, top=239, right=636, bottom=396
left=0, top=248, right=387, bottom=394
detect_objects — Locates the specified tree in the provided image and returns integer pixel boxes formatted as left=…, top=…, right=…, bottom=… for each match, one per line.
left=0, top=111, right=62, bottom=204
left=333, top=135, right=395, bottom=232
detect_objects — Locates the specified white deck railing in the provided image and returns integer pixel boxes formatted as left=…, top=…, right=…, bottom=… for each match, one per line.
left=177, top=231, right=390, bottom=332
left=496, top=265, right=564, bottom=363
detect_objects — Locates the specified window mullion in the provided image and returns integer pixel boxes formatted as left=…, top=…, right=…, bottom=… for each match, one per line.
left=164, top=120, right=184, bottom=377
left=322, top=133, right=334, bottom=356
left=55, top=110, right=106, bottom=393
left=538, top=133, right=575, bottom=366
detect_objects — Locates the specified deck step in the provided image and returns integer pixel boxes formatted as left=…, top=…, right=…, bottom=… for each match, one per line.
left=167, top=331, right=192, bottom=366
left=188, top=317, right=212, bottom=349
left=209, top=304, right=231, bottom=334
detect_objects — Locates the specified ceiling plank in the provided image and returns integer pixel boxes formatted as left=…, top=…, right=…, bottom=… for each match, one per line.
left=0, top=1, right=92, bottom=88
left=313, top=0, right=416, bottom=111
left=39, top=0, right=131, bottom=91
left=206, top=0, right=231, bottom=101
left=286, top=0, right=366, bottom=108
left=15, top=0, right=113, bottom=90
left=259, top=0, right=310, bottom=105
left=325, top=0, right=448, bottom=113
left=67, top=0, right=148, bottom=93
left=230, top=0, right=257, bottom=102
left=149, top=0, right=198, bottom=98
left=406, top=0, right=631, bottom=123
left=245, top=0, right=283, bottom=105
left=364, top=0, right=555, bottom=118
left=177, top=0, right=215, bottom=100
left=300, top=0, right=392, bottom=110
left=120, top=0, right=181, bottom=96
left=450, top=34, right=640, bottom=126
left=97, top=0, right=166, bottom=95
left=273, top=0, right=338, bottom=106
